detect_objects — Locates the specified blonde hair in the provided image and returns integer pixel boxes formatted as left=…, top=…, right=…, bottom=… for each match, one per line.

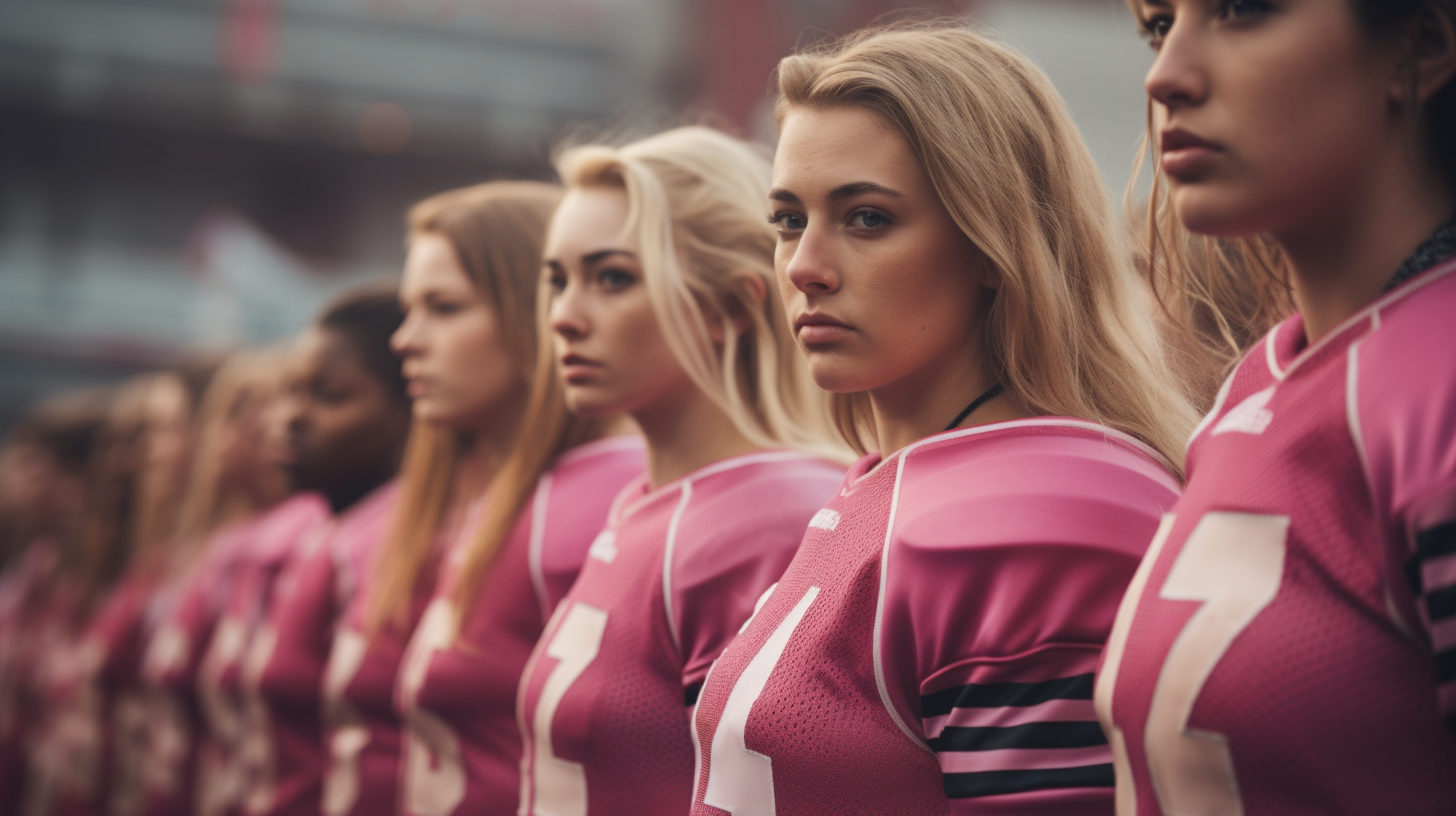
left=554, top=126, right=845, bottom=461
left=776, top=24, right=1198, bottom=473
left=173, top=349, right=286, bottom=547
left=366, top=180, right=565, bottom=636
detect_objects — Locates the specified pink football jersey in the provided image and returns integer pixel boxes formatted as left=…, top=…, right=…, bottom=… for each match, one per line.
left=320, top=481, right=469, bottom=816
left=394, top=435, right=645, bottom=816
left=239, top=481, right=399, bottom=816
left=140, top=516, right=268, bottom=816
left=517, top=450, right=843, bottom=816
left=689, top=421, right=1179, bottom=816
left=1097, top=259, right=1456, bottom=815
left=197, top=493, right=329, bottom=816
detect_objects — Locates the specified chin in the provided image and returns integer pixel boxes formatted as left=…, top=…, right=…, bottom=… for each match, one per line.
left=1170, top=185, right=1270, bottom=239
left=806, top=357, right=877, bottom=395
left=562, top=387, right=622, bottom=420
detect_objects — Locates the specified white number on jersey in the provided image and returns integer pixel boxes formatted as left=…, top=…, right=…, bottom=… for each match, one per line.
left=701, top=586, right=820, bottom=816
left=1096, top=512, right=1287, bottom=816
left=322, top=628, right=369, bottom=816
left=525, top=602, right=608, bottom=816
left=401, top=600, right=467, bottom=816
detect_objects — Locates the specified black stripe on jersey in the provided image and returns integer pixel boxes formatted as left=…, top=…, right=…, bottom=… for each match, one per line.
left=1410, top=521, right=1456, bottom=598
left=928, top=722, right=1108, bottom=753
left=942, top=764, right=1114, bottom=798
left=921, top=673, right=1093, bottom=718
left=684, top=681, right=703, bottom=708
left=1428, top=583, right=1456, bottom=623
left=1436, top=646, right=1456, bottom=684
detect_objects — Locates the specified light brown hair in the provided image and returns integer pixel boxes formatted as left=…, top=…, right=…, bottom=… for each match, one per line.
left=776, top=23, right=1199, bottom=471
left=366, top=181, right=567, bottom=635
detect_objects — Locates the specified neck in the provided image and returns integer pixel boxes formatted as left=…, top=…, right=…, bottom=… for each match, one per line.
left=633, top=387, right=764, bottom=488
left=867, top=343, right=1031, bottom=458
left=1274, top=148, right=1454, bottom=343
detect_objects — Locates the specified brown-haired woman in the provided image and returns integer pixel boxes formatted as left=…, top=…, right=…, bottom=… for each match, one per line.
left=1095, top=0, right=1456, bottom=813
left=318, top=181, right=643, bottom=816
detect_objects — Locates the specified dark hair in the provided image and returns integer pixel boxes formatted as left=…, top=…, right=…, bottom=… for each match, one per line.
left=317, top=284, right=409, bottom=406
left=1350, top=0, right=1456, bottom=191
left=8, top=388, right=110, bottom=473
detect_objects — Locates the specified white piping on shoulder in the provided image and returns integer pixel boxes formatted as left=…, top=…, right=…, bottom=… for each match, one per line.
left=1188, top=366, right=1239, bottom=450
left=661, top=483, right=694, bottom=655
left=528, top=473, right=554, bottom=625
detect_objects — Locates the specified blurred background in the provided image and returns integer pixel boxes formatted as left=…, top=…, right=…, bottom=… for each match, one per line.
left=0, top=0, right=1152, bottom=433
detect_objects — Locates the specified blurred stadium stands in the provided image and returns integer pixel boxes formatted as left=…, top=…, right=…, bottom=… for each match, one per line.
left=0, top=0, right=1146, bottom=432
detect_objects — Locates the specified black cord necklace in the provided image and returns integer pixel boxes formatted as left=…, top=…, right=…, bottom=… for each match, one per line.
left=943, top=382, right=1005, bottom=432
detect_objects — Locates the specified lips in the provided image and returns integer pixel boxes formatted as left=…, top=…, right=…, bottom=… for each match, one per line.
left=1159, top=127, right=1222, bottom=181
left=559, top=353, right=603, bottom=384
left=794, top=313, right=853, bottom=346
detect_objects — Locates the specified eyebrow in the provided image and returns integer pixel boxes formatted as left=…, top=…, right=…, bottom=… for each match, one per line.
left=769, top=181, right=907, bottom=204
left=544, top=248, right=637, bottom=272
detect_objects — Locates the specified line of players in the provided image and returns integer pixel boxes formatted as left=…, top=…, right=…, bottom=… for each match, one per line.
left=2, top=3, right=1455, bottom=814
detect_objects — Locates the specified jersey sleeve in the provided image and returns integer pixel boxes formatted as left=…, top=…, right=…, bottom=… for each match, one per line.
left=669, top=466, right=841, bottom=701
left=881, top=436, right=1178, bottom=815
left=1352, top=278, right=1456, bottom=735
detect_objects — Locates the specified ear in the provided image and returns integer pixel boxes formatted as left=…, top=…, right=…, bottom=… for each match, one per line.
left=1395, top=6, right=1456, bottom=106
left=706, top=271, right=768, bottom=344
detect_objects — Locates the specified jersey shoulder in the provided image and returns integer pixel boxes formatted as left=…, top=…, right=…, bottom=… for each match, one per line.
left=893, top=421, right=1180, bottom=561
left=678, top=453, right=844, bottom=557
left=1351, top=261, right=1456, bottom=528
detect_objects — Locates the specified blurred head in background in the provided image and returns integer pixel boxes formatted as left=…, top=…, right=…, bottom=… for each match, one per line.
left=172, top=349, right=290, bottom=555
left=0, top=389, right=109, bottom=570
left=274, top=286, right=411, bottom=514
left=368, top=180, right=562, bottom=635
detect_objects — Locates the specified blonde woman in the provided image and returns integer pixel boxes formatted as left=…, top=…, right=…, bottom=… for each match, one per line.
left=513, top=126, right=847, bottom=816
left=687, top=25, right=1193, bottom=815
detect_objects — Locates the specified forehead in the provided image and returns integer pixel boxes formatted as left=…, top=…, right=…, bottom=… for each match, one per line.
left=545, top=186, right=636, bottom=258
left=773, top=106, right=921, bottom=192
left=294, top=327, right=365, bottom=374
left=402, top=232, right=472, bottom=293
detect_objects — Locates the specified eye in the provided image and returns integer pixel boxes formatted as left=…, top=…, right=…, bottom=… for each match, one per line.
left=768, top=211, right=806, bottom=234
left=598, top=267, right=636, bottom=292
left=427, top=300, right=463, bottom=316
left=545, top=272, right=567, bottom=293
left=847, top=208, right=891, bottom=230
left=1221, top=0, right=1272, bottom=20
left=1138, top=13, right=1173, bottom=48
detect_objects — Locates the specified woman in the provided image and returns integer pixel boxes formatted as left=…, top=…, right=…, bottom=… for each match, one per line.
left=513, top=125, right=848, bottom=816
left=137, top=350, right=290, bottom=816
left=687, top=26, right=1192, bottom=815
left=1095, top=1, right=1456, bottom=813
left=382, top=183, right=644, bottom=816
left=230, top=287, right=412, bottom=816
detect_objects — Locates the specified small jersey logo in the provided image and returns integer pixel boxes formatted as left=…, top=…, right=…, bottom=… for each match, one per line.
left=808, top=509, right=841, bottom=531
left=1212, top=386, right=1275, bottom=437
left=587, top=530, right=618, bottom=564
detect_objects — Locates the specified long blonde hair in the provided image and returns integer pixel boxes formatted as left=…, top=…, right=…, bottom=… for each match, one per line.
left=173, top=349, right=286, bottom=549
left=554, top=126, right=845, bottom=462
left=366, top=181, right=565, bottom=636
left=776, top=24, right=1198, bottom=473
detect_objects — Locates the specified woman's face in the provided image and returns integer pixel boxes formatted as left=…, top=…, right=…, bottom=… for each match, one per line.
left=275, top=327, right=410, bottom=496
left=141, top=374, right=193, bottom=497
left=392, top=233, right=523, bottom=431
left=543, top=187, right=697, bottom=420
left=1140, top=0, right=1408, bottom=237
left=771, top=105, right=992, bottom=396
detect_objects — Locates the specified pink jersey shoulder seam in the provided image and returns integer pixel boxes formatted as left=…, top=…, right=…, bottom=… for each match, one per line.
left=873, top=449, right=935, bottom=753
left=661, top=483, right=695, bottom=656
left=528, top=473, right=555, bottom=625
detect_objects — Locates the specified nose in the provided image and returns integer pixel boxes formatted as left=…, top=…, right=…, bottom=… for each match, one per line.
left=390, top=310, right=423, bottom=357
left=1144, top=19, right=1208, bottom=113
left=782, top=223, right=840, bottom=296
left=548, top=280, right=589, bottom=342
